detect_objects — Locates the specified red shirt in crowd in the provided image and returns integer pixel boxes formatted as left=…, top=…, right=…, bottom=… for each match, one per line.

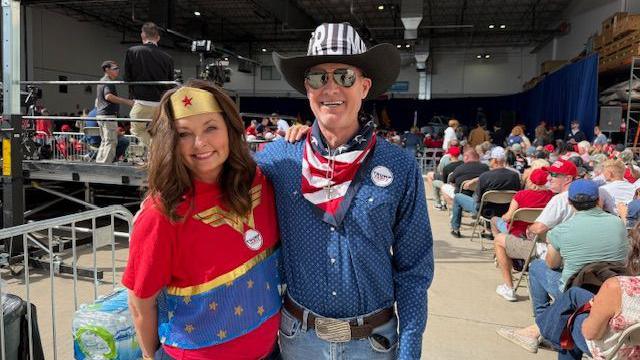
left=246, top=125, right=257, bottom=136
left=508, top=189, right=555, bottom=237
left=35, top=118, right=53, bottom=139
left=625, top=167, right=638, bottom=183
left=424, top=137, right=443, bottom=148
left=122, top=168, right=280, bottom=360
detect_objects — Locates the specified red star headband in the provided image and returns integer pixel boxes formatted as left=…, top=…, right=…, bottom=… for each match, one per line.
left=170, top=87, right=222, bottom=120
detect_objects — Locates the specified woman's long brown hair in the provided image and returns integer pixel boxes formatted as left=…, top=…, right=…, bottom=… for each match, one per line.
left=146, top=79, right=256, bottom=222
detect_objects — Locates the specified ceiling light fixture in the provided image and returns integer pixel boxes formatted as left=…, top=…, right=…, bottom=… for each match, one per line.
left=378, top=4, right=385, bottom=10
left=396, top=44, right=402, bottom=48
left=405, top=44, right=410, bottom=48
left=261, top=48, right=267, bottom=52
left=484, top=54, right=491, bottom=58
left=488, top=24, right=495, bottom=29
left=194, top=11, right=201, bottom=16
left=500, top=24, right=506, bottom=29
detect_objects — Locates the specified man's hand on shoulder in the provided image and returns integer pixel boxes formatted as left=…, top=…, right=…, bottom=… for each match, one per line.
left=285, top=124, right=310, bottom=143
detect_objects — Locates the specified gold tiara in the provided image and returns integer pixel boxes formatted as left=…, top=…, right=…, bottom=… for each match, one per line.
left=170, top=87, right=222, bottom=120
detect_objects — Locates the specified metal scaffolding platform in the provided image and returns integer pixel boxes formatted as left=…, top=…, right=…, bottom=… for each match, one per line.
left=626, top=57, right=640, bottom=146
left=22, top=160, right=147, bottom=186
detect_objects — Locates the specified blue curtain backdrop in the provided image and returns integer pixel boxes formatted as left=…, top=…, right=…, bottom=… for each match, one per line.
left=239, top=54, right=599, bottom=140
left=512, top=53, right=599, bottom=140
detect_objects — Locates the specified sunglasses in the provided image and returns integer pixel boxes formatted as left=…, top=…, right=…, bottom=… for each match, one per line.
left=304, top=68, right=361, bottom=89
left=549, top=172, right=567, bottom=178
left=111, top=67, right=120, bottom=71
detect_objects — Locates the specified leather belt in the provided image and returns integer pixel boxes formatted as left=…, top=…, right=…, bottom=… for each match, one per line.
left=283, top=296, right=394, bottom=342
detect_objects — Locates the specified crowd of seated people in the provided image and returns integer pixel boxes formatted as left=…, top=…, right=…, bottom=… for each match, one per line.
left=26, top=106, right=132, bottom=162
left=425, top=117, right=640, bottom=358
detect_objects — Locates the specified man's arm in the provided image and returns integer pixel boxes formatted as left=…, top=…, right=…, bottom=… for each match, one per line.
left=102, top=83, right=134, bottom=107
left=545, top=244, right=562, bottom=269
left=392, top=161, right=434, bottom=360
left=105, top=93, right=134, bottom=107
left=526, top=221, right=549, bottom=240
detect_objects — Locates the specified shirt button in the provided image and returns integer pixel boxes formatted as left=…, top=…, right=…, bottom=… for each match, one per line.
left=330, top=227, right=335, bottom=232
left=368, top=197, right=374, bottom=202
left=330, top=258, right=336, bottom=264
left=332, top=291, right=337, bottom=296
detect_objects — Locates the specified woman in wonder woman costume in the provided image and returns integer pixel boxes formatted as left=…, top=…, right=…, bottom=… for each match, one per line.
left=122, top=79, right=281, bottom=360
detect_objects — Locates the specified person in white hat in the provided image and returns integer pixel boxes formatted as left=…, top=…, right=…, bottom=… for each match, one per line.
left=256, top=23, right=433, bottom=359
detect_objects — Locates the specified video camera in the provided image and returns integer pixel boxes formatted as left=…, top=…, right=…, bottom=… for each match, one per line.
left=201, top=62, right=231, bottom=86
left=191, top=40, right=232, bottom=86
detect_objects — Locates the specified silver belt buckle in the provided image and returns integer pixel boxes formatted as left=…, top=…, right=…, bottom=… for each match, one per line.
left=315, top=317, right=352, bottom=343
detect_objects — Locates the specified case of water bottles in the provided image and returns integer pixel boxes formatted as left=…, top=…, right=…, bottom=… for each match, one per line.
left=72, top=288, right=142, bottom=360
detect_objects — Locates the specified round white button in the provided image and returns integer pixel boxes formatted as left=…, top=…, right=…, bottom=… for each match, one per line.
left=330, top=227, right=335, bottom=231
left=330, top=258, right=336, bottom=264
left=332, top=291, right=337, bottom=296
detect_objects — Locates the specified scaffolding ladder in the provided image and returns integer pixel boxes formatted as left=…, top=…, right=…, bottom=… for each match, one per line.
left=626, top=57, right=640, bottom=146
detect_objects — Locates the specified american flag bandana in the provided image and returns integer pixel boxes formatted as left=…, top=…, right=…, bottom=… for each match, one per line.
left=301, top=117, right=377, bottom=227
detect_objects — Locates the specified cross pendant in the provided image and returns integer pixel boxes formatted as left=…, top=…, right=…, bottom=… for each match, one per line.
left=325, top=185, right=333, bottom=199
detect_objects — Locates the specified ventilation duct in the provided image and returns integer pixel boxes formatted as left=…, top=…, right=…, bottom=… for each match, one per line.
left=401, top=0, right=423, bottom=40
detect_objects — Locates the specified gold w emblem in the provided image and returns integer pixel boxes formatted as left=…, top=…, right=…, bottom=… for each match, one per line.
left=193, top=185, right=262, bottom=234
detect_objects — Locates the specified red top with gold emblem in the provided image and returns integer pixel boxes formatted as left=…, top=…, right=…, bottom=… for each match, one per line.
left=122, top=168, right=280, bottom=360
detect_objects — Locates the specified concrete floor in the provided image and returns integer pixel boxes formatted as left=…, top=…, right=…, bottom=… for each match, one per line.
left=2, top=182, right=558, bottom=359
left=421, top=181, right=556, bottom=359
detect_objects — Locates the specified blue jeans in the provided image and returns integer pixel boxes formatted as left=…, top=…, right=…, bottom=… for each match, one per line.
left=528, top=259, right=563, bottom=317
left=451, top=193, right=477, bottom=231
left=535, top=287, right=593, bottom=360
left=279, top=302, right=398, bottom=360
left=115, top=136, right=130, bottom=161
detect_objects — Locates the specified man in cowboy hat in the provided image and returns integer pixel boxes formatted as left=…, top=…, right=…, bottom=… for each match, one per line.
left=256, top=23, right=433, bottom=359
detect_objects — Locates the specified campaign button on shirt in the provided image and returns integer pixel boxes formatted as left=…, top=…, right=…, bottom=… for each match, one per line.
left=244, top=229, right=263, bottom=251
left=371, top=166, right=393, bottom=187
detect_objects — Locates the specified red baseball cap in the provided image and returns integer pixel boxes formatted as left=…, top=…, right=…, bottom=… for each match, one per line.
left=544, top=144, right=555, bottom=153
left=529, top=168, right=549, bottom=185
left=543, top=159, right=578, bottom=177
left=447, top=146, right=461, bottom=157
left=61, top=124, right=72, bottom=132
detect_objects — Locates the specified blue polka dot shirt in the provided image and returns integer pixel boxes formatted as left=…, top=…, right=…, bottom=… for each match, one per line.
left=257, top=137, right=434, bottom=359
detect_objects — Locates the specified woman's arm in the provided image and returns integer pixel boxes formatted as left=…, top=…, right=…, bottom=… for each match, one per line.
left=501, top=199, right=520, bottom=223
left=128, top=290, right=161, bottom=358
left=582, top=277, right=622, bottom=340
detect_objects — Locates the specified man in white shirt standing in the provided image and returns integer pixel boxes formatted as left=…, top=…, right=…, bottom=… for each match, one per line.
left=443, top=119, right=459, bottom=151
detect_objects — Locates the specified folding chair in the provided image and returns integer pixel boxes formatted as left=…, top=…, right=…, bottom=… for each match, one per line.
left=506, top=208, right=545, bottom=292
left=470, top=190, right=517, bottom=247
left=605, top=322, right=640, bottom=360
left=422, top=148, right=444, bottom=173
left=460, top=178, right=478, bottom=193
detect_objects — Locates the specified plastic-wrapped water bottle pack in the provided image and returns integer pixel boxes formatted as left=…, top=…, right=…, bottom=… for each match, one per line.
left=72, top=288, right=141, bottom=360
